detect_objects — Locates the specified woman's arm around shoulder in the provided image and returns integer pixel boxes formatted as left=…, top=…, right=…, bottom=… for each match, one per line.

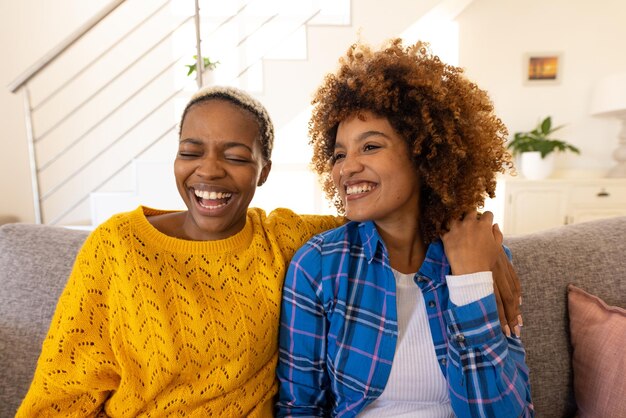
left=444, top=292, right=534, bottom=417
left=441, top=211, right=533, bottom=417
left=263, top=208, right=345, bottom=255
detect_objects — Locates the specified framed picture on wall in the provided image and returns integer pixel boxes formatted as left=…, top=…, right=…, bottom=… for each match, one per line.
left=524, top=52, right=562, bottom=85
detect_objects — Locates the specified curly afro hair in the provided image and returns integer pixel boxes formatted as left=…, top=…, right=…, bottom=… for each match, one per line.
left=309, top=38, right=513, bottom=243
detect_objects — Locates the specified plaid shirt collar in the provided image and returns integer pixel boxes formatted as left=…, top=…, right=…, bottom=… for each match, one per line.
left=357, top=220, right=451, bottom=285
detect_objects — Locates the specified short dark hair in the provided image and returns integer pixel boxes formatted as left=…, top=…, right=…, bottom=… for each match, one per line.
left=180, top=86, right=274, bottom=161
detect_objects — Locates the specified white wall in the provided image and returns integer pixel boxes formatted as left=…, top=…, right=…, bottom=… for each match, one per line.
left=256, top=0, right=441, bottom=129
left=457, top=0, right=626, bottom=177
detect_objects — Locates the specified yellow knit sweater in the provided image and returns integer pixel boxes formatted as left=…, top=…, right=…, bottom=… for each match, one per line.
left=17, top=206, right=340, bottom=417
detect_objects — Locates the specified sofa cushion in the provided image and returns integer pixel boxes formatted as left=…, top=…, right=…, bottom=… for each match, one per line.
left=1, top=217, right=625, bottom=417
left=0, top=223, right=88, bottom=418
left=504, top=216, right=626, bottom=418
left=567, top=284, right=626, bottom=418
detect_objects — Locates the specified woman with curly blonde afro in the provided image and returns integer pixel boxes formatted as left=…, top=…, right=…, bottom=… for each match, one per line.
left=276, top=39, right=533, bottom=417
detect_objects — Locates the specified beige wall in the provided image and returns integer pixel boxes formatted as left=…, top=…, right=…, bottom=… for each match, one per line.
left=457, top=0, right=626, bottom=177
left=1, top=1, right=110, bottom=222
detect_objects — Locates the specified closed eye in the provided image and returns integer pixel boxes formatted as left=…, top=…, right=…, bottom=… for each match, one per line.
left=226, top=156, right=252, bottom=163
left=178, top=151, right=201, bottom=158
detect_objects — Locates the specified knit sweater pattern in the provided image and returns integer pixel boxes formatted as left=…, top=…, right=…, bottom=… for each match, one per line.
left=17, top=206, right=339, bottom=417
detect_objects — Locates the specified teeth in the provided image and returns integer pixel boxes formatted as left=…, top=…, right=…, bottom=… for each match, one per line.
left=194, top=190, right=232, bottom=200
left=346, top=183, right=374, bottom=195
left=198, top=201, right=227, bottom=210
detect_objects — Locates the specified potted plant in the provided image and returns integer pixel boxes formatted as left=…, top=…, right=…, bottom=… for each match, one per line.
left=185, top=55, right=220, bottom=85
left=507, top=116, right=580, bottom=180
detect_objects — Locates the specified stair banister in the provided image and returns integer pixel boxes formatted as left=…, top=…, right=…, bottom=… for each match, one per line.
left=35, top=16, right=193, bottom=146
left=49, top=123, right=179, bottom=225
left=7, top=0, right=127, bottom=94
left=7, top=0, right=127, bottom=224
left=22, top=87, right=41, bottom=224
left=33, top=1, right=169, bottom=113
left=194, top=0, right=204, bottom=88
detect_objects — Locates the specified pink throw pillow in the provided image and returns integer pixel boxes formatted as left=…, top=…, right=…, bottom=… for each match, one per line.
left=567, top=284, right=626, bottom=418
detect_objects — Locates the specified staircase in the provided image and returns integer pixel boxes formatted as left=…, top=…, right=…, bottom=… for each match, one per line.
left=9, top=0, right=466, bottom=227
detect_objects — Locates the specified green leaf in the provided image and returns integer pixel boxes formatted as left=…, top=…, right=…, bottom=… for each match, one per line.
left=541, top=117, right=552, bottom=135
left=185, top=55, right=220, bottom=77
left=507, top=116, right=579, bottom=158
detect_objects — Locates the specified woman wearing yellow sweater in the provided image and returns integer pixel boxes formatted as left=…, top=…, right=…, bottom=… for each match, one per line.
left=16, top=86, right=341, bottom=417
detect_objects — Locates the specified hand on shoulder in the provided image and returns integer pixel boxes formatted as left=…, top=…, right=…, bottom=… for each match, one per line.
left=441, top=210, right=502, bottom=276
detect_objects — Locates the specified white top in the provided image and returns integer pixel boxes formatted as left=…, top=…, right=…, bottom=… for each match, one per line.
left=358, top=270, right=493, bottom=417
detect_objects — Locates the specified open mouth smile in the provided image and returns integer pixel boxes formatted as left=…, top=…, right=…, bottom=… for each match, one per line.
left=345, top=182, right=377, bottom=197
left=193, top=188, right=233, bottom=210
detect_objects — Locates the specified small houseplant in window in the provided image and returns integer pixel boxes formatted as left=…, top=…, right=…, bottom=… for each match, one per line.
left=507, top=116, right=580, bottom=179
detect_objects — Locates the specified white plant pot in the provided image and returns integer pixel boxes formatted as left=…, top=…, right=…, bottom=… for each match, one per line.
left=520, top=151, right=554, bottom=180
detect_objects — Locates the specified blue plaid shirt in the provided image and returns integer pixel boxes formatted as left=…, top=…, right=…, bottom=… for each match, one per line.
left=276, top=220, right=533, bottom=417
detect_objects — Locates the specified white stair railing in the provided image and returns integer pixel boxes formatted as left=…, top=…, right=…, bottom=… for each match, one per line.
left=8, top=0, right=350, bottom=225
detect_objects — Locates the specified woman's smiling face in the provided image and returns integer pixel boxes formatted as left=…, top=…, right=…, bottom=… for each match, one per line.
left=331, top=111, right=421, bottom=226
left=175, top=99, right=270, bottom=241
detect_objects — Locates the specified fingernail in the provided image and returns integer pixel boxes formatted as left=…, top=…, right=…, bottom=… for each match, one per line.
left=514, top=325, right=521, bottom=337
left=517, top=314, right=523, bottom=326
left=504, top=325, right=511, bottom=337
left=519, top=296, right=523, bottom=306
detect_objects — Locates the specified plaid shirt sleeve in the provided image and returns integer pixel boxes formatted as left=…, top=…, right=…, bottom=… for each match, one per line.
left=276, top=240, right=329, bottom=417
left=444, top=294, right=534, bottom=418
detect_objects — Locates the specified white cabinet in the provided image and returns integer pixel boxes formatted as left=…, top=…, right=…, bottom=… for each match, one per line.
left=500, top=178, right=626, bottom=235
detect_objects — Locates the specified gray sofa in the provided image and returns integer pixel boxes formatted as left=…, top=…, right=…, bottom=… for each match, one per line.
left=1, top=217, right=625, bottom=417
